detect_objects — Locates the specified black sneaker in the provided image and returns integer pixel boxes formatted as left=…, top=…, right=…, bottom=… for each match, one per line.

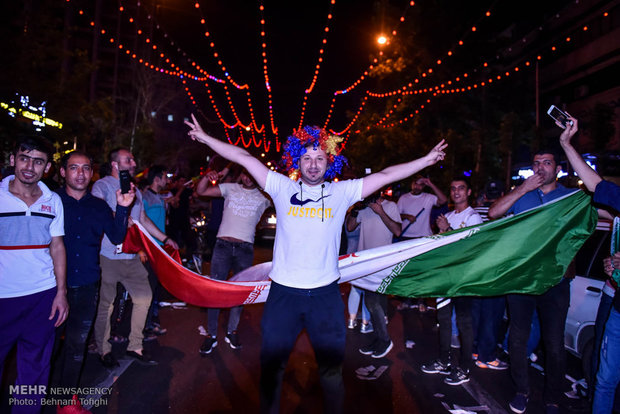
left=359, top=339, right=377, bottom=355
left=444, top=367, right=470, bottom=386
left=509, top=393, right=529, bottom=413
left=225, top=332, right=242, bottom=349
left=420, top=359, right=451, bottom=375
left=371, top=340, right=393, bottom=359
left=199, top=336, right=218, bottom=354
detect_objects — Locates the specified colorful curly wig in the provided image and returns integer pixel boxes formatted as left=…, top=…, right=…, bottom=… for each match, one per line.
left=281, top=125, right=347, bottom=180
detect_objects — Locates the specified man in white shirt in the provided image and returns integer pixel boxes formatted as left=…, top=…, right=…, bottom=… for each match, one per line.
left=186, top=114, right=447, bottom=413
left=195, top=167, right=270, bottom=353
left=397, top=175, right=447, bottom=238
left=421, top=177, right=483, bottom=386
left=0, top=136, right=68, bottom=411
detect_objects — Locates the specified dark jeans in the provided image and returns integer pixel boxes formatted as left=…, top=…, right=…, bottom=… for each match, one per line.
left=591, top=291, right=614, bottom=391
left=56, top=283, right=98, bottom=388
left=145, top=261, right=161, bottom=329
left=364, top=290, right=390, bottom=344
left=260, top=280, right=345, bottom=414
left=472, top=296, right=505, bottom=362
left=208, top=239, right=254, bottom=335
left=507, top=278, right=570, bottom=404
left=437, top=297, right=473, bottom=370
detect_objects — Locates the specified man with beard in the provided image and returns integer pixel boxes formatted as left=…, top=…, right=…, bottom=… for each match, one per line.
left=186, top=114, right=447, bottom=414
left=489, top=150, right=574, bottom=414
left=54, top=151, right=134, bottom=390
left=91, top=148, right=177, bottom=367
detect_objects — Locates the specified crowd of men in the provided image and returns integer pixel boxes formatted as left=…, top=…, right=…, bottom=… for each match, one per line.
left=1, top=111, right=619, bottom=414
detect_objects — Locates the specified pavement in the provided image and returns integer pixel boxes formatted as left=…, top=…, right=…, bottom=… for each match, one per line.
left=29, top=293, right=591, bottom=414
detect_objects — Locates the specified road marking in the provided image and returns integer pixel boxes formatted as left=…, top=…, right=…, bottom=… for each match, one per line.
left=462, top=377, right=508, bottom=413
left=81, top=359, right=134, bottom=410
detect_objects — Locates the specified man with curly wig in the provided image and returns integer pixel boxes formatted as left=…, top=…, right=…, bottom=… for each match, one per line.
left=186, top=115, right=447, bottom=414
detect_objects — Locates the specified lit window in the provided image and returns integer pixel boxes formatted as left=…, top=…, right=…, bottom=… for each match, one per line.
left=167, top=114, right=174, bottom=122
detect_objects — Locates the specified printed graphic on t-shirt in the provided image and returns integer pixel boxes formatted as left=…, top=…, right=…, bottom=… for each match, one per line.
left=227, top=191, right=268, bottom=218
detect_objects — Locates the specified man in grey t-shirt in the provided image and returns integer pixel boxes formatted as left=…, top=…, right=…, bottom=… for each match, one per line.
left=92, top=148, right=177, bottom=367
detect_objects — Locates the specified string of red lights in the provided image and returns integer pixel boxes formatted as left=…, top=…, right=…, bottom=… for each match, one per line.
left=296, top=0, right=337, bottom=130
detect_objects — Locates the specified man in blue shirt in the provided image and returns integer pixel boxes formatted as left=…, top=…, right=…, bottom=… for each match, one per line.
left=489, top=150, right=575, bottom=414
left=54, top=151, right=134, bottom=389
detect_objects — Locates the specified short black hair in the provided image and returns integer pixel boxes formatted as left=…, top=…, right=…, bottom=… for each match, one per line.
left=147, top=165, right=167, bottom=184
left=534, top=148, right=561, bottom=165
left=109, top=147, right=130, bottom=164
left=451, top=176, right=471, bottom=190
left=60, top=150, right=93, bottom=169
left=13, top=135, right=54, bottom=162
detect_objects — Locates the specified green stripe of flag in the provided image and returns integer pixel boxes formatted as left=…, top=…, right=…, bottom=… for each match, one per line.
left=380, top=190, right=597, bottom=298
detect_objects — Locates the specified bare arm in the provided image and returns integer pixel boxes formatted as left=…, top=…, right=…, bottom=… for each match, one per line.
left=487, top=175, right=543, bottom=219
left=422, top=178, right=448, bottom=206
left=186, top=114, right=269, bottom=188
left=361, top=140, right=447, bottom=198
left=558, top=117, right=602, bottom=192
left=49, top=236, right=68, bottom=327
left=140, top=210, right=179, bottom=249
left=346, top=213, right=359, bottom=232
left=196, top=174, right=223, bottom=198
left=369, top=202, right=402, bottom=237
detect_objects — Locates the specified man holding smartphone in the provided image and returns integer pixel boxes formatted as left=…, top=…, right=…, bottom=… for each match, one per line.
left=91, top=148, right=177, bottom=367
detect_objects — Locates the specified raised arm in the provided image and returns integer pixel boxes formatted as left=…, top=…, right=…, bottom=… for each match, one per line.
left=186, top=114, right=269, bottom=188
left=420, top=177, right=448, bottom=206
left=487, top=174, right=543, bottom=219
left=361, top=140, right=447, bottom=199
left=196, top=170, right=223, bottom=198
left=558, top=116, right=601, bottom=192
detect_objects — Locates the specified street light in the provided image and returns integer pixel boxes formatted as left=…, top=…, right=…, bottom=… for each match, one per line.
left=377, top=35, right=387, bottom=46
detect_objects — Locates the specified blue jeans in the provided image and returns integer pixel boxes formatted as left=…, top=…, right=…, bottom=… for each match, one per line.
left=591, top=292, right=613, bottom=390
left=55, top=283, right=98, bottom=388
left=347, top=286, right=370, bottom=321
left=593, top=308, right=620, bottom=413
left=260, top=281, right=345, bottom=414
left=208, top=238, right=254, bottom=335
left=472, top=296, right=506, bottom=362
left=507, top=278, right=569, bottom=404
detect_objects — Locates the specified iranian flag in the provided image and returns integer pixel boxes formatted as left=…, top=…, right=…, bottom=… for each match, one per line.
left=126, top=190, right=596, bottom=307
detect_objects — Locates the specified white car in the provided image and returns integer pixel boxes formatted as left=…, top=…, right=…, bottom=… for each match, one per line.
left=565, top=220, right=612, bottom=376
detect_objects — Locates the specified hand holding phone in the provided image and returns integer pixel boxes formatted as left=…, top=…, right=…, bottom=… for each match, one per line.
left=119, top=170, right=132, bottom=194
left=547, top=105, right=573, bottom=129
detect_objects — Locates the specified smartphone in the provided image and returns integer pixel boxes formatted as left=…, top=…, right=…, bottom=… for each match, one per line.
left=547, top=105, right=573, bottom=129
left=119, top=170, right=132, bottom=194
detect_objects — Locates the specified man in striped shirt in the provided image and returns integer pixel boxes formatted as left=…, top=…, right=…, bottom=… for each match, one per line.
left=0, top=136, right=68, bottom=413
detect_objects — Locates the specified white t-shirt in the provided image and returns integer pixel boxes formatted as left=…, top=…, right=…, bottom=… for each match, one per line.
left=217, top=183, right=270, bottom=243
left=397, top=192, right=438, bottom=237
left=445, top=206, right=483, bottom=230
left=356, top=200, right=401, bottom=250
left=264, top=171, right=363, bottom=288
left=0, top=176, right=64, bottom=298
